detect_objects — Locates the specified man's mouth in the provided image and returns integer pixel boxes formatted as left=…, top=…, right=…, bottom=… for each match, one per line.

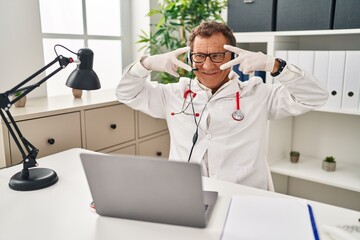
left=201, top=71, right=220, bottom=75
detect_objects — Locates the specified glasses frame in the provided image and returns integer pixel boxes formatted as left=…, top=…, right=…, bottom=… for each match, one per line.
left=190, top=50, right=230, bottom=63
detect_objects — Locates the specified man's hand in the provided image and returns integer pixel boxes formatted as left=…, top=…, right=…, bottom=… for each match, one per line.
left=141, top=47, right=192, bottom=77
left=220, top=45, right=276, bottom=74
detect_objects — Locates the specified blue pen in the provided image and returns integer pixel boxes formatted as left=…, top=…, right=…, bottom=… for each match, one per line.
left=308, top=204, right=320, bottom=240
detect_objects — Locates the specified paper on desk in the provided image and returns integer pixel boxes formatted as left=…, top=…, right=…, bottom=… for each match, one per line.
left=221, top=196, right=316, bottom=240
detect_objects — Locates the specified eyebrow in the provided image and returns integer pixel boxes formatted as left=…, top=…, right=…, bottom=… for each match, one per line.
left=192, top=51, right=227, bottom=54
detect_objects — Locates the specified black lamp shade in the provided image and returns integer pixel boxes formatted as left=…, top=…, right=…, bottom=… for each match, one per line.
left=66, top=48, right=101, bottom=90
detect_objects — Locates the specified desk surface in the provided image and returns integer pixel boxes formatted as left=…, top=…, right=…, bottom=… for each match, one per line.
left=0, top=148, right=359, bottom=240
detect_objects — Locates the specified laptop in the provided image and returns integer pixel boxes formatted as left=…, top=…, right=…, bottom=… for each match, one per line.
left=80, top=153, right=218, bottom=228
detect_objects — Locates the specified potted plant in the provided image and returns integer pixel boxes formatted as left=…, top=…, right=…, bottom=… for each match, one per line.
left=322, top=156, right=336, bottom=172
left=137, top=0, right=227, bottom=83
left=13, top=91, right=27, bottom=108
left=290, top=151, right=300, bottom=163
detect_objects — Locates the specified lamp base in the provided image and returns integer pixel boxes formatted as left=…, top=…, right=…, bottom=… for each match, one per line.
left=9, top=168, right=58, bottom=191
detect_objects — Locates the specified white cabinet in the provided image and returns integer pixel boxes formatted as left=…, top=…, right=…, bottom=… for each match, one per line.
left=85, top=104, right=136, bottom=151
left=136, top=111, right=170, bottom=158
left=0, top=90, right=170, bottom=168
left=138, top=111, right=168, bottom=138
left=102, top=111, right=170, bottom=158
left=103, top=144, right=137, bottom=155
left=139, top=133, right=170, bottom=158
left=9, top=112, right=82, bottom=165
left=234, top=29, right=360, bottom=211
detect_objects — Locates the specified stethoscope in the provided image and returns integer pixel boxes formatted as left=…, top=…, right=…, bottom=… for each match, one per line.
left=171, top=85, right=245, bottom=122
left=171, top=67, right=245, bottom=162
left=172, top=83, right=244, bottom=162
left=171, top=89, right=199, bottom=117
left=232, top=91, right=245, bottom=121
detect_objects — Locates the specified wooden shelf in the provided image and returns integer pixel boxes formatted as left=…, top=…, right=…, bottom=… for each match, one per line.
left=316, top=107, right=360, bottom=116
left=270, top=156, right=360, bottom=192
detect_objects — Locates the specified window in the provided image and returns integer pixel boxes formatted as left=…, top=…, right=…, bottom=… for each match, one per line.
left=39, top=0, right=130, bottom=96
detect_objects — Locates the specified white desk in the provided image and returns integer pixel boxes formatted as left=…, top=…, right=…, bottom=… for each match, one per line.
left=0, top=148, right=359, bottom=240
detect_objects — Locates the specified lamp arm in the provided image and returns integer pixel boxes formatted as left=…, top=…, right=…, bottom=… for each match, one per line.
left=0, top=110, right=37, bottom=178
left=0, top=55, right=73, bottom=178
left=6, top=55, right=73, bottom=103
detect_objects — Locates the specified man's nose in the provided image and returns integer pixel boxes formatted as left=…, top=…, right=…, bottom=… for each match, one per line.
left=202, top=56, right=216, bottom=69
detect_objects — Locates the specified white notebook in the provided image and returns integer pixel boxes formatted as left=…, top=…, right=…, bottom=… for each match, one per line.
left=221, top=196, right=318, bottom=240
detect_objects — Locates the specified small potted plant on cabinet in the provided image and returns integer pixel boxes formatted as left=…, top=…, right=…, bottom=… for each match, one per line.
left=13, top=91, right=26, bottom=108
left=322, top=156, right=336, bottom=172
left=290, top=151, right=300, bottom=163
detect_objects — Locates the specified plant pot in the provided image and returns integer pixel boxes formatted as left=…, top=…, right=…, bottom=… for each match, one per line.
left=13, top=95, right=27, bottom=108
left=290, top=151, right=300, bottom=163
left=322, top=160, right=336, bottom=172
left=72, top=89, right=83, bottom=98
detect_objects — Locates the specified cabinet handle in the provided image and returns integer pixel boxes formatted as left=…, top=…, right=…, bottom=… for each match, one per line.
left=47, top=138, right=55, bottom=145
left=156, top=151, right=162, bottom=157
left=110, top=124, right=117, bottom=129
left=348, top=91, right=354, bottom=97
left=331, top=90, right=337, bottom=96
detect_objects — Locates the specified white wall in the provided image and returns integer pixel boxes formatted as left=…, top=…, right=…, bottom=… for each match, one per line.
left=131, top=0, right=150, bottom=60
left=0, top=0, right=46, bottom=98
left=0, top=0, right=151, bottom=98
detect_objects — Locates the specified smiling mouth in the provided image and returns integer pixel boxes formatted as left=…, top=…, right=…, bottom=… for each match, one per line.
left=201, top=71, right=220, bottom=75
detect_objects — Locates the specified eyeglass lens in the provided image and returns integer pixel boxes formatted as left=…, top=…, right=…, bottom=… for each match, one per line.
left=191, top=51, right=228, bottom=63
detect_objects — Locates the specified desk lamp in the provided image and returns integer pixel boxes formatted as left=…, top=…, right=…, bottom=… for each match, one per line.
left=0, top=44, right=101, bottom=191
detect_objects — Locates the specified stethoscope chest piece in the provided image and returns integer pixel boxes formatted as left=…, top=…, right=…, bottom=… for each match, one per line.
left=232, top=91, right=244, bottom=121
left=232, top=109, right=244, bottom=121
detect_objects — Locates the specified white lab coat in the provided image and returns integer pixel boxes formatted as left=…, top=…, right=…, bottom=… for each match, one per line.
left=116, top=59, right=328, bottom=190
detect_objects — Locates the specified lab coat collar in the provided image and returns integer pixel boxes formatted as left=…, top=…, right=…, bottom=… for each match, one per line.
left=192, top=76, right=238, bottom=100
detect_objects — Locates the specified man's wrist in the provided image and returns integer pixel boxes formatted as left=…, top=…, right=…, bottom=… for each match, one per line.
left=127, top=56, right=152, bottom=78
left=270, top=58, right=287, bottom=77
left=140, top=56, right=151, bottom=70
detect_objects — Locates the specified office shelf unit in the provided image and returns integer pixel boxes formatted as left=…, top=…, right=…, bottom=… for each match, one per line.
left=234, top=29, right=360, bottom=211
left=0, top=90, right=170, bottom=168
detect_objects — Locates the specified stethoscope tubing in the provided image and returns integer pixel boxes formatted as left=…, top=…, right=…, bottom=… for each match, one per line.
left=173, top=85, right=244, bottom=122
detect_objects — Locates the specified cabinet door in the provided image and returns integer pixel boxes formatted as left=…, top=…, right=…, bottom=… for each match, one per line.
left=139, top=133, right=170, bottom=158
left=9, top=112, right=82, bottom=165
left=138, top=112, right=168, bottom=138
left=85, top=104, right=135, bottom=151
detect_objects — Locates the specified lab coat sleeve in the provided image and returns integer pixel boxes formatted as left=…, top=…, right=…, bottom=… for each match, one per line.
left=115, top=58, right=167, bottom=119
left=267, top=64, right=329, bottom=120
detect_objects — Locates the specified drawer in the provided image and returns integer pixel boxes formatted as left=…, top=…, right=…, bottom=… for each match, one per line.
left=85, top=104, right=135, bottom=151
left=138, top=133, right=170, bottom=158
left=138, top=112, right=168, bottom=138
left=10, top=112, right=82, bottom=165
left=105, top=144, right=136, bottom=155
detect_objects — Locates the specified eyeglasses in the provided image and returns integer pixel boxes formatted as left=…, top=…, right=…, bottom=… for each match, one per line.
left=190, top=51, right=230, bottom=63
